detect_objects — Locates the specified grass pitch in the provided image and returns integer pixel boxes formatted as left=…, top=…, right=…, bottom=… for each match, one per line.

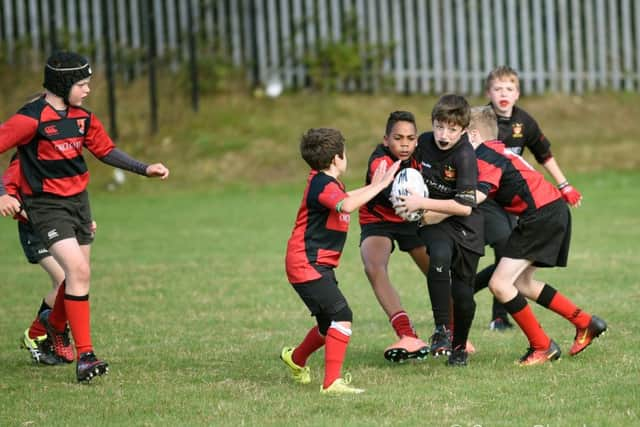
left=0, top=170, right=638, bottom=426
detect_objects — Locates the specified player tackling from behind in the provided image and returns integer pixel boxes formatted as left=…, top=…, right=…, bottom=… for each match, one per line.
left=467, top=106, right=606, bottom=365
left=475, top=65, right=584, bottom=331
left=281, top=128, right=399, bottom=394
left=0, top=51, right=170, bottom=382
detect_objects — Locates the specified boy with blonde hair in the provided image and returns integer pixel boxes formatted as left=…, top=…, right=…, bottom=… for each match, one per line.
left=477, top=66, right=583, bottom=330
left=467, top=106, right=606, bottom=365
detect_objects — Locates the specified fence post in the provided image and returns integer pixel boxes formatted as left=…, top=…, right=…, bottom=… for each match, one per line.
left=48, top=0, right=58, bottom=52
left=187, top=0, right=199, bottom=112
left=102, top=0, right=118, bottom=140
left=142, top=0, right=158, bottom=135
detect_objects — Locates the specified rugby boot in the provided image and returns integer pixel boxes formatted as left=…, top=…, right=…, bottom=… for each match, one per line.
left=320, top=373, right=364, bottom=395
left=569, top=315, right=607, bottom=356
left=429, top=325, right=452, bottom=357
left=383, top=336, right=429, bottom=363
left=39, top=309, right=74, bottom=363
left=77, top=351, right=109, bottom=382
left=447, top=345, right=468, bottom=367
left=280, top=347, right=311, bottom=384
left=20, top=329, right=62, bottom=365
left=518, top=340, right=561, bottom=366
left=489, top=317, right=514, bottom=331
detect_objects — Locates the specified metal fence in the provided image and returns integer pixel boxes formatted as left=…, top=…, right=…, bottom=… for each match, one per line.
left=1, top=0, right=639, bottom=94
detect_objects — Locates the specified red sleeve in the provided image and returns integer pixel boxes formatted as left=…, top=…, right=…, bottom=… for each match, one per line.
left=317, top=181, right=347, bottom=212
left=2, top=157, right=21, bottom=196
left=84, top=113, right=116, bottom=158
left=477, top=159, right=502, bottom=196
left=0, top=114, right=38, bottom=154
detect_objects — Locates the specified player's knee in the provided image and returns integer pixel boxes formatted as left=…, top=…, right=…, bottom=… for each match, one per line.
left=427, top=246, right=452, bottom=268
left=362, top=261, right=386, bottom=280
left=332, top=304, right=353, bottom=323
left=317, top=317, right=331, bottom=336
left=68, top=262, right=91, bottom=284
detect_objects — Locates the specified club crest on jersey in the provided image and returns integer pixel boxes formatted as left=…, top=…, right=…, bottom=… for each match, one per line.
left=77, top=119, right=86, bottom=135
left=443, top=165, right=457, bottom=181
left=512, top=122, right=524, bottom=138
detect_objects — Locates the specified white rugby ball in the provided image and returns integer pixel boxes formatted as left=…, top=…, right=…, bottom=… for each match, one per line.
left=390, top=168, right=428, bottom=222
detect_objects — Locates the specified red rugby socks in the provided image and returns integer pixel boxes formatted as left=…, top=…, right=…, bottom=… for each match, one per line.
left=292, top=325, right=325, bottom=367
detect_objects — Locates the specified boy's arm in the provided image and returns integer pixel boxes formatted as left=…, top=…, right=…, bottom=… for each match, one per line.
left=0, top=114, right=38, bottom=154
left=99, top=148, right=170, bottom=179
left=542, top=157, right=581, bottom=207
left=524, top=115, right=582, bottom=207
left=399, top=195, right=472, bottom=216
left=475, top=190, right=488, bottom=204
left=420, top=210, right=450, bottom=225
left=340, top=160, right=400, bottom=213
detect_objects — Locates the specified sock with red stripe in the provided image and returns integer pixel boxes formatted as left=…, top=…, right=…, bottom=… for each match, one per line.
left=64, top=294, right=93, bottom=358
left=389, top=311, right=417, bottom=338
left=536, top=283, right=591, bottom=329
left=323, top=323, right=351, bottom=389
left=292, top=325, right=325, bottom=367
left=504, top=293, right=550, bottom=351
left=48, top=281, right=68, bottom=332
left=28, top=300, right=51, bottom=338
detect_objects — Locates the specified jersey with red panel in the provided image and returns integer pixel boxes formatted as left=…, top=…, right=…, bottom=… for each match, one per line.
left=286, top=170, right=350, bottom=285
left=2, top=154, right=28, bottom=223
left=495, top=104, right=552, bottom=164
left=416, top=132, right=484, bottom=255
left=359, top=144, right=420, bottom=225
left=476, top=140, right=562, bottom=216
left=0, top=96, right=115, bottom=197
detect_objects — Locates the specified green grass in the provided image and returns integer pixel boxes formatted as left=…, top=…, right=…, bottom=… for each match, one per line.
left=0, top=170, right=638, bottom=426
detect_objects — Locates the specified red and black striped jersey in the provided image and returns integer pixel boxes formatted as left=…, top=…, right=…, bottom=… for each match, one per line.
left=0, top=96, right=115, bottom=197
left=476, top=140, right=562, bottom=216
left=285, top=170, right=350, bottom=285
left=494, top=104, right=552, bottom=164
left=359, top=144, right=420, bottom=225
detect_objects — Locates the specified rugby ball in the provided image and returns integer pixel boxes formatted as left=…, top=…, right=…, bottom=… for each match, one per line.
left=390, top=168, right=429, bottom=222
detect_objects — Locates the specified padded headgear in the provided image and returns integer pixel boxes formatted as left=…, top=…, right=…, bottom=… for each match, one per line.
left=43, top=51, right=92, bottom=104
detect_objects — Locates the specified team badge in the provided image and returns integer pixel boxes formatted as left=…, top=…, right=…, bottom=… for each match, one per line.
left=512, top=122, right=524, bottom=138
left=77, top=119, right=86, bottom=135
left=443, top=165, right=457, bottom=181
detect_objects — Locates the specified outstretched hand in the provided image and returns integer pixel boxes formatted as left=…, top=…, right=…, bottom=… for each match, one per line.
left=371, top=160, right=401, bottom=188
left=146, top=163, right=170, bottom=180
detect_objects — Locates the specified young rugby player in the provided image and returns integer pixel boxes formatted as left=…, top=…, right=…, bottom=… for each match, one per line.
left=358, top=111, right=430, bottom=363
left=396, top=94, right=484, bottom=366
left=476, top=66, right=584, bottom=331
left=2, top=154, right=65, bottom=365
left=281, top=128, right=399, bottom=394
left=467, top=106, right=606, bottom=365
left=0, top=51, right=170, bottom=381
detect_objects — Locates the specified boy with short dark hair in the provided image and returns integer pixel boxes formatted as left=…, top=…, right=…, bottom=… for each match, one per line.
left=467, top=106, right=606, bottom=365
left=281, top=128, right=399, bottom=394
left=397, top=94, right=484, bottom=366
left=359, top=111, right=430, bottom=363
left=476, top=65, right=583, bottom=330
